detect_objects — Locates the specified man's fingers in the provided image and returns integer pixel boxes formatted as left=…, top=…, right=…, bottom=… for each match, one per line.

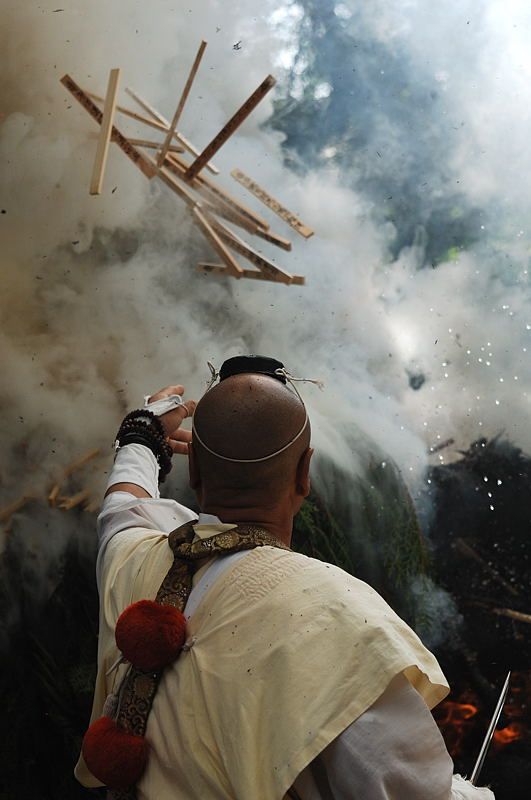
left=168, top=439, right=189, bottom=456
left=168, top=429, right=192, bottom=443
left=147, top=384, right=185, bottom=403
left=159, top=399, right=197, bottom=437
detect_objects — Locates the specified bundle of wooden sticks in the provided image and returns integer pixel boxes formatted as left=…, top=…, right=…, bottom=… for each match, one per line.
left=61, top=40, right=314, bottom=286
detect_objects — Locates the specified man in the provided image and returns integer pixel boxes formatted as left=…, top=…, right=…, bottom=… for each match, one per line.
left=76, top=358, right=495, bottom=799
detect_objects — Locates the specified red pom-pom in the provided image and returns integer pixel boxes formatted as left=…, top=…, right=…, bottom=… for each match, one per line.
left=82, top=716, right=149, bottom=790
left=115, top=600, right=187, bottom=671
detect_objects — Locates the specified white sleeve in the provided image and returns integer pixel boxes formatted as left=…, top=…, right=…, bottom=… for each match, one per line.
left=95, top=444, right=196, bottom=590
left=292, top=674, right=495, bottom=800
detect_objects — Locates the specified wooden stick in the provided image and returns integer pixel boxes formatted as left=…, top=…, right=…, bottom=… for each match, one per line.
left=63, top=448, right=101, bottom=477
left=168, top=152, right=269, bottom=230
left=197, top=262, right=304, bottom=285
left=158, top=40, right=207, bottom=166
left=492, top=607, right=531, bottom=625
left=251, top=226, right=292, bottom=252
left=231, top=168, right=314, bottom=238
left=125, top=87, right=219, bottom=174
left=126, top=138, right=184, bottom=153
left=192, top=208, right=243, bottom=276
left=208, top=216, right=294, bottom=284
left=61, top=76, right=156, bottom=179
left=455, top=538, right=520, bottom=597
left=186, top=75, right=276, bottom=181
left=90, top=68, right=121, bottom=195
left=59, top=489, right=91, bottom=511
left=0, top=495, right=34, bottom=524
left=142, top=154, right=198, bottom=207
left=48, top=484, right=61, bottom=507
left=87, top=92, right=171, bottom=134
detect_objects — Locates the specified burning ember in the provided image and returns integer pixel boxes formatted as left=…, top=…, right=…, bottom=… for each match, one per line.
left=434, top=672, right=531, bottom=764
left=493, top=723, right=526, bottom=748
left=435, top=698, right=479, bottom=757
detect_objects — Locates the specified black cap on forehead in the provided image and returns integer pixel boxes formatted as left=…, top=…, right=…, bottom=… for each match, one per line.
left=219, top=355, right=287, bottom=384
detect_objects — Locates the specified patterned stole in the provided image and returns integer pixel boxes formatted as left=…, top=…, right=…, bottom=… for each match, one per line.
left=109, top=520, right=289, bottom=800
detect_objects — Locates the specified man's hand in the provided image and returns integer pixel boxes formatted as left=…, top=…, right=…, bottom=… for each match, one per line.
left=146, top=384, right=197, bottom=455
left=104, top=385, right=197, bottom=499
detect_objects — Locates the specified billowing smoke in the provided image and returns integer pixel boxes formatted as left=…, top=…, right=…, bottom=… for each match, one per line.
left=2, top=0, right=531, bottom=530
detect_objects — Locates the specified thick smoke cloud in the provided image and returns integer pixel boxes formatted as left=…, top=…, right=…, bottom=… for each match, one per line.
left=2, top=0, right=531, bottom=523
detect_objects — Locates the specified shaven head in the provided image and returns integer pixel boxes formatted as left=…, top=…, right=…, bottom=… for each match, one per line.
left=189, top=373, right=311, bottom=510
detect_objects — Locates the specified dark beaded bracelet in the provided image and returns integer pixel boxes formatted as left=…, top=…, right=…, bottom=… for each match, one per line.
left=115, top=410, right=173, bottom=482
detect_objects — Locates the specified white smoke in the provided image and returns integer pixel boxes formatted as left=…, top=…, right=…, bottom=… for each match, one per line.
left=2, top=0, right=531, bottom=522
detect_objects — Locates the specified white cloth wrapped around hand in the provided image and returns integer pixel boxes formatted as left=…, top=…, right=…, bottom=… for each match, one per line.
left=451, top=775, right=495, bottom=799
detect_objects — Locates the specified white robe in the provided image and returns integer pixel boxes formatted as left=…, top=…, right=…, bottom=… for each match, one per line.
left=75, top=444, right=494, bottom=800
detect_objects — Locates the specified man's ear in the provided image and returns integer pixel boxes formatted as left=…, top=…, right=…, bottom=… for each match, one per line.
left=295, top=447, right=313, bottom=498
left=188, top=442, right=201, bottom=491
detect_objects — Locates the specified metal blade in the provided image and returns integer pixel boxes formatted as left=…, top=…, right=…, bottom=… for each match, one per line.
left=470, top=671, right=511, bottom=785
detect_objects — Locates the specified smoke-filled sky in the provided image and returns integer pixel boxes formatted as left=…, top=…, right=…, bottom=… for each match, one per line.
left=3, top=0, right=531, bottom=509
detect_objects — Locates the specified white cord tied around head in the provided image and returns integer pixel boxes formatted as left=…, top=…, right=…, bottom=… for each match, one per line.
left=192, top=413, right=309, bottom=463
left=192, top=362, right=324, bottom=463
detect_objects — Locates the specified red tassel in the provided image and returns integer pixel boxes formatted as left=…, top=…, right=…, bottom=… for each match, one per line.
left=82, top=716, right=149, bottom=790
left=115, top=600, right=187, bottom=672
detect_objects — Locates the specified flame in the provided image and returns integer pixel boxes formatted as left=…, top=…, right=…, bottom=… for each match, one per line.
left=435, top=701, right=479, bottom=757
left=493, top=722, right=526, bottom=747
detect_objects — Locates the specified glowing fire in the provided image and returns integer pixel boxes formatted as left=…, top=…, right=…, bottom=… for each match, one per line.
left=435, top=673, right=531, bottom=760
left=493, top=722, right=526, bottom=748
left=435, top=700, right=479, bottom=757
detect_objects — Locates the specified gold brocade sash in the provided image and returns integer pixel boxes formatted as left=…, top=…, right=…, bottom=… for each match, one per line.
left=109, top=521, right=289, bottom=800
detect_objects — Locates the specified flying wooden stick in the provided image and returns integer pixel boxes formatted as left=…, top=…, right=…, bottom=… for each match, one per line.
left=208, top=215, right=295, bottom=284
left=231, top=168, right=314, bottom=238
left=158, top=40, right=207, bottom=166
left=125, top=87, right=219, bottom=174
left=186, top=75, right=276, bottom=181
left=193, top=207, right=243, bottom=277
left=197, top=262, right=304, bottom=285
left=166, top=153, right=269, bottom=230
left=126, top=138, right=184, bottom=153
left=61, top=75, right=156, bottom=179
left=90, top=68, right=121, bottom=194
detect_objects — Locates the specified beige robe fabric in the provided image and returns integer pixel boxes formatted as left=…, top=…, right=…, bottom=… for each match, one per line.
left=76, top=524, right=449, bottom=799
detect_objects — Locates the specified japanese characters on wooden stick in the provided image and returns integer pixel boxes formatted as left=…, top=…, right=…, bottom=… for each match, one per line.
left=61, top=41, right=314, bottom=286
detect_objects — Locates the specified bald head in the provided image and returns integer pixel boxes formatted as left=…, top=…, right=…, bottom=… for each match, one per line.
left=190, top=374, right=311, bottom=504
